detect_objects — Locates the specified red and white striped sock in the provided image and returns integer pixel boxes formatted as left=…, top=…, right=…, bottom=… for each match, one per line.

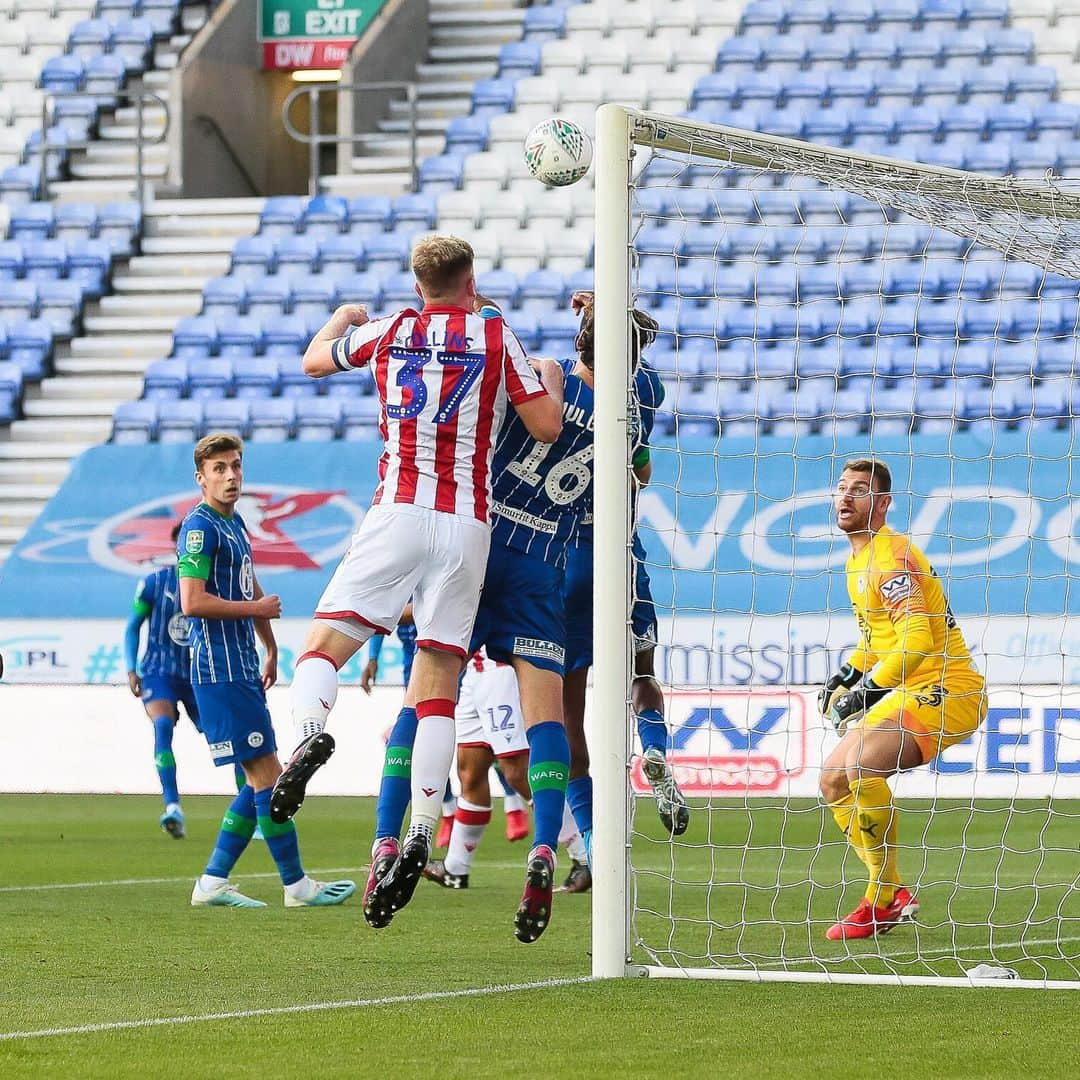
left=444, top=799, right=492, bottom=876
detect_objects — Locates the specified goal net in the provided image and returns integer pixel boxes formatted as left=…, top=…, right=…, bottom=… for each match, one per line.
left=591, top=104, right=1080, bottom=989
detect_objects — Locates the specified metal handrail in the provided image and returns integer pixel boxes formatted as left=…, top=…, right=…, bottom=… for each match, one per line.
left=194, top=114, right=261, bottom=196
left=282, top=80, right=418, bottom=197
left=39, top=89, right=170, bottom=208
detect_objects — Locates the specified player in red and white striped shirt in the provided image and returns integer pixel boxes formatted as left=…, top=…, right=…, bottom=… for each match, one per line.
left=276, top=237, right=564, bottom=839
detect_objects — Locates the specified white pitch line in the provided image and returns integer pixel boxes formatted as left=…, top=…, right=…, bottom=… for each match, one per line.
left=0, top=976, right=595, bottom=1042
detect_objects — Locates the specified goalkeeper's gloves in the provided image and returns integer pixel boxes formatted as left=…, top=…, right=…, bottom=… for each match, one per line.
left=817, top=663, right=863, bottom=717
left=827, top=681, right=891, bottom=734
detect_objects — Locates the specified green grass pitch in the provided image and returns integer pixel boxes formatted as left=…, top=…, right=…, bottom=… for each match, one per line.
left=0, top=794, right=1075, bottom=1078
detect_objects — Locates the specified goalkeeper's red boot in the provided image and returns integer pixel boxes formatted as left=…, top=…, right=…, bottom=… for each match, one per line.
left=505, top=808, right=529, bottom=842
left=884, top=885, right=919, bottom=926
left=825, top=898, right=896, bottom=941
left=436, top=812, right=454, bottom=849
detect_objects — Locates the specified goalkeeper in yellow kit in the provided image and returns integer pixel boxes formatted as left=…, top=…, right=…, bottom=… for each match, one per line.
left=818, top=458, right=987, bottom=941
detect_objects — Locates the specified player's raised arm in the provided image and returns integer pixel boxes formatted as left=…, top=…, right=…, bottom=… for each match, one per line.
left=302, top=304, right=371, bottom=378
left=513, top=355, right=564, bottom=443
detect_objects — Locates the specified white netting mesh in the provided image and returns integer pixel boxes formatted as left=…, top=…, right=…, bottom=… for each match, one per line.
left=621, top=114, right=1080, bottom=985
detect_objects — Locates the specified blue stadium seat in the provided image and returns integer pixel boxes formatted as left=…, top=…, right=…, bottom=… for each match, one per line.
left=68, top=18, right=113, bottom=58
left=143, top=358, right=189, bottom=400
left=1032, top=102, right=1077, bottom=140
left=261, top=314, right=309, bottom=358
left=189, top=358, right=235, bottom=399
left=718, top=37, right=764, bottom=72
left=896, top=105, right=940, bottom=139
left=249, top=398, right=296, bottom=442
left=848, top=104, right=898, bottom=145
left=875, top=69, right=920, bottom=107
left=84, top=54, right=127, bottom=106
left=1034, top=342, right=1076, bottom=377
left=291, top=275, right=335, bottom=319
left=97, top=202, right=142, bottom=256
left=158, top=399, right=203, bottom=444
left=341, top=395, right=383, bottom=439
left=325, top=366, right=375, bottom=397
left=246, top=276, right=293, bottom=320
left=691, top=73, right=739, bottom=110
left=940, top=102, right=987, bottom=143
left=334, top=272, right=383, bottom=309
left=963, top=67, right=1011, bottom=106
left=296, top=397, right=344, bottom=440
left=498, top=41, right=542, bottom=78
left=802, top=108, right=850, bottom=146
left=10, top=204, right=54, bottom=242
left=112, top=400, right=159, bottom=444
left=419, top=154, right=465, bottom=193
left=921, top=0, right=965, bottom=26
left=142, top=0, right=180, bottom=37
left=54, top=203, right=98, bottom=244
left=895, top=29, right=942, bottom=68
left=347, top=195, right=392, bottom=235
left=277, top=350, right=318, bottom=396
left=939, top=28, right=985, bottom=67
left=391, top=193, right=438, bottom=230
left=365, top=233, right=413, bottom=272
left=259, top=195, right=306, bottom=237
left=6, top=319, right=52, bottom=380
left=20, top=240, right=67, bottom=283
left=963, top=0, right=1009, bottom=26
left=1010, top=139, right=1056, bottom=180
left=849, top=31, right=898, bottom=69
left=203, top=276, right=247, bottom=318
left=0, top=360, right=24, bottom=423
left=112, top=17, right=154, bottom=73
left=476, top=270, right=519, bottom=309
left=52, top=98, right=100, bottom=142
left=709, top=265, right=752, bottom=302
left=508, top=310, right=539, bottom=350
left=1030, top=379, right=1070, bottom=429
left=173, top=316, right=219, bottom=358
left=202, top=398, right=250, bottom=437
left=471, top=79, right=515, bottom=116
left=300, top=194, right=348, bottom=238
left=992, top=342, right=1037, bottom=378
left=537, top=310, right=579, bottom=352
left=677, top=223, right=733, bottom=262
left=963, top=142, right=1011, bottom=175
left=522, top=5, right=565, bottom=42
left=379, top=270, right=420, bottom=307
left=798, top=33, right=849, bottom=69
left=918, top=68, right=967, bottom=106
left=41, top=56, right=86, bottom=95
left=218, top=316, right=265, bottom=357
left=38, top=282, right=83, bottom=339
left=782, top=69, right=828, bottom=107
left=739, top=0, right=789, bottom=36
left=445, top=115, right=489, bottom=156
left=519, top=269, right=564, bottom=313
left=275, top=234, right=321, bottom=275
left=1, top=166, right=42, bottom=206
left=828, top=69, right=875, bottom=107
left=1010, top=66, right=1056, bottom=106
left=668, top=189, right=717, bottom=222
left=319, top=235, right=364, bottom=278
left=0, top=241, right=25, bottom=280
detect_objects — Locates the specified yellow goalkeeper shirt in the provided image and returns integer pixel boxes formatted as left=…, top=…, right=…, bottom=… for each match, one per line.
left=845, top=526, right=983, bottom=692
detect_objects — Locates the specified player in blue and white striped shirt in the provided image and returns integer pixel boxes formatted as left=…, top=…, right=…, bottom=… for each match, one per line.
left=125, top=522, right=199, bottom=839
left=177, top=433, right=355, bottom=910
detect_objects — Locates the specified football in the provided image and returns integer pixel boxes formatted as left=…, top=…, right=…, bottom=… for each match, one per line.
left=523, top=116, right=593, bottom=187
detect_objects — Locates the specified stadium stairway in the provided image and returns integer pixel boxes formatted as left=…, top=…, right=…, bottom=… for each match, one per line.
left=322, top=0, right=527, bottom=196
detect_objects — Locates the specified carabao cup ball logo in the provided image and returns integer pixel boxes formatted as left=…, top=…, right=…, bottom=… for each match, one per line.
left=89, top=487, right=365, bottom=575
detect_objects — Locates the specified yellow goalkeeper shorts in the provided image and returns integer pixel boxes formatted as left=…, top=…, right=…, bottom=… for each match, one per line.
left=857, top=679, right=988, bottom=765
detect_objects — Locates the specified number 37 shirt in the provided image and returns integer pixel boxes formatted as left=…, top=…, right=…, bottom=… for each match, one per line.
left=332, top=307, right=547, bottom=523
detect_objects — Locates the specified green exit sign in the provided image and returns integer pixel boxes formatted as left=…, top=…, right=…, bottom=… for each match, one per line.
left=259, top=0, right=384, bottom=69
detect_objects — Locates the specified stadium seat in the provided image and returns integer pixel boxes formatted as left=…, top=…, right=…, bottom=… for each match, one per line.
left=1009, top=65, right=1057, bottom=105
left=84, top=54, right=126, bottom=106
left=295, top=397, right=343, bottom=440
left=275, top=234, right=321, bottom=275
left=347, top=195, right=392, bottom=235
left=143, top=357, right=189, bottom=400
left=112, top=17, right=154, bottom=73
left=68, top=17, right=113, bottom=57
left=445, top=115, right=490, bottom=156
left=522, top=5, right=565, bottom=42
left=300, top=194, right=348, bottom=238
left=41, top=56, right=86, bottom=96
left=54, top=203, right=98, bottom=244
left=188, top=358, right=234, bottom=399
left=498, top=40, right=542, bottom=79
left=218, top=316, right=265, bottom=357
left=249, top=398, right=296, bottom=442
left=10, top=203, right=54, bottom=242
left=6, top=318, right=52, bottom=380
left=391, top=193, right=438, bottom=230
left=173, top=316, right=219, bottom=358
left=291, top=275, right=335, bottom=319
left=333, top=272, right=383, bottom=310
left=259, top=196, right=305, bottom=238
left=1032, top=101, right=1077, bottom=140
left=0, top=241, right=25, bottom=280
left=246, top=276, right=293, bottom=320
left=380, top=270, right=420, bottom=307
left=202, top=398, right=250, bottom=437
left=142, top=0, right=180, bottom=37
left=318, top=235, right=364, bottom=278
left=471, top=79, right=515, bottom=117
left=203, top=276, right=247, bottom=318
left=260, top=314, right=308, bottom=358
left=37, top=281, right=83, bottom=339
left=364, top=233, right=412, bottom=272
left=278, top=351, right=318, bottom=397
left=341, top=394, right=382, bottom=439
left=112, top=400, right=159, bottom=444
left=419, top=154, right=465, bottom=194
left=158, top=399, right=203, bottom=443
left=23, top=240, right=68, bottom=282
left=97, top=202, right=142, bottom=256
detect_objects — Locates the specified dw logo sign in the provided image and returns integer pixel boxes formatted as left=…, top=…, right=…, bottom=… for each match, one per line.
left=630, top=691, right=809, bottom=796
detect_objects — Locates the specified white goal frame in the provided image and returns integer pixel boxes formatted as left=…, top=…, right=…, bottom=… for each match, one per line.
left=589, top=102, right=1080, bottom=990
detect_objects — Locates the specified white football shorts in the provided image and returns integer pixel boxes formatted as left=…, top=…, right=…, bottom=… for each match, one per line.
left=456, top=651, right=528, bottom=757
left=315, top=503, right=490, bottom=658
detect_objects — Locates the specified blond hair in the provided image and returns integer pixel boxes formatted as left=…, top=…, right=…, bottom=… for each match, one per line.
left=194, top=432, right=243, bottom=472
left=411, top=235, right=474, bottom=297
left=842, top=457, right=892, bottom=493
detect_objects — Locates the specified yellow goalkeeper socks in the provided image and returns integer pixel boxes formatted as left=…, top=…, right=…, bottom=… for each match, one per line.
left=827, top=792, right=869, bottom=869
left=849, top=777, right=899, bottom=909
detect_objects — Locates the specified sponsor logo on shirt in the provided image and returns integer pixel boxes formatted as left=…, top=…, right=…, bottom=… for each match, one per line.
left=513, top=637, right=565, bottom=665
left=881, top=573, right=913, bottom=603
left=209, top=740, right=233, bottom=760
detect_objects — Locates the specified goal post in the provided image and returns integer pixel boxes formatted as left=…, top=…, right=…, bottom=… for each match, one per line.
left=590, top=103, right=1080, bottom=989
